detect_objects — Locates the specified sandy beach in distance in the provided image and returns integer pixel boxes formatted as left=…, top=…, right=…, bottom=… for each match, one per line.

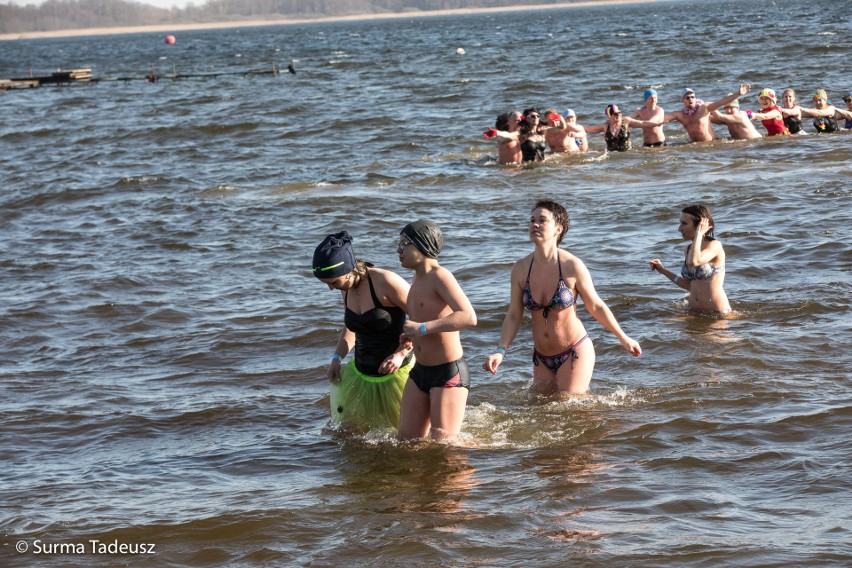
left=0, top=0, right=666, bottom=41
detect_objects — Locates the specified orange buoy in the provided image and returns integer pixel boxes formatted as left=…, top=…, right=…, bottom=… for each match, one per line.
left=164, top=35, right=176, bottom=45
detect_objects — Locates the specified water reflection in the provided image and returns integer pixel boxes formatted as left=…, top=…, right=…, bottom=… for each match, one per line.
left=523, top=448, right=605, bottom=542
left=334, top=442, right=479, bottom=517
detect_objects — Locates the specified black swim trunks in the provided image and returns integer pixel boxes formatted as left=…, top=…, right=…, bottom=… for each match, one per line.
left=643, top=141, right=667, bottom=147
left=410, top=359, right=470, bottom=393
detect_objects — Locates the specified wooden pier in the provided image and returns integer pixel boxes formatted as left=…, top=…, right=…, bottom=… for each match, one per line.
left=1, top=67, right=92, bottom=89
left=1, top=63, right=287, bottom=90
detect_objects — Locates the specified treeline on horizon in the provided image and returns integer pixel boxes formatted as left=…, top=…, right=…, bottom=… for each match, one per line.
left=0, top=0, right=577, bottom=34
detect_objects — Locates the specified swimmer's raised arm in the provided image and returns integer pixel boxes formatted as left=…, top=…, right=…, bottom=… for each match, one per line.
left=707, top=84, right=750, bottom=113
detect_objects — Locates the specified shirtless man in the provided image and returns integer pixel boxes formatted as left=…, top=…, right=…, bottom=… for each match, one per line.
left=543, top=108, right=580, bottom=154
left=631, top=88, right=667, bottom=147
left=496, top=110, right=523, bottom=164
left=664, top=84, right=752, bottom=142
left=562, top=109, right=588, bottom=152
left=710, top=99, right=763, bottom=140
left=397, top=221, right=477, bottom=442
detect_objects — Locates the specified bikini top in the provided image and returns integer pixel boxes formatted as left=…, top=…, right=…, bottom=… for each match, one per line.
left=680, top=245, right=724, bottom=281
left=344, top=271, right=406, bottom=376
left=522, top=257, right=575, bottom=320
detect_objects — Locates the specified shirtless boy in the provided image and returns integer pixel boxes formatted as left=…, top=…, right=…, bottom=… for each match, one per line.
left=397, top=220, right=477, bottom=442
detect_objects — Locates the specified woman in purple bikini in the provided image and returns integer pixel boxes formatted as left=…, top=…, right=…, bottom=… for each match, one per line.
left=483, top=200, right=641, bottom=396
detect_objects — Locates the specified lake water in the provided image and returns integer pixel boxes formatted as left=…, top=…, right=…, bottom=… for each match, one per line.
left=1, top=0, right=851, bottom=565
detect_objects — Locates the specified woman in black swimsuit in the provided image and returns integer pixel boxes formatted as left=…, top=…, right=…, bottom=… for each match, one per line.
left=584, top=104, right=661, bottom=152
left=518, top=107, right=547, bottom=162
left=312, top=231, right=413, bottom=432
left=779, top=88, right=805, bottom=135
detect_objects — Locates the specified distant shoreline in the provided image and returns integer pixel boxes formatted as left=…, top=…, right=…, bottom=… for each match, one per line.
left=0, top=0, right=668, bottom=41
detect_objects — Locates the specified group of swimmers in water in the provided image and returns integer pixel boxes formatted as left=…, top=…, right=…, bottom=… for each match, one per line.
left=313, top=201, right=729, bottom=443
left=485, top=85, right=852, bottom=162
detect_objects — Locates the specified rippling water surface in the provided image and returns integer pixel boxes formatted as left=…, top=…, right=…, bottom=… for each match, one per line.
left=1, top=0, right=851, bottom=565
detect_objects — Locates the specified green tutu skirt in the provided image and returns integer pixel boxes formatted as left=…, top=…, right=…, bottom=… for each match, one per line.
left=329, top=357, right=413, bottom=431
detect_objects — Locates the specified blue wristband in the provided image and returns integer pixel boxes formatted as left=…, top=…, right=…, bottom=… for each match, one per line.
left=495, top=347, right=507, bottom=357
left=331, top=353, right=342, bottom=361
left=420, top=322, right=427, bottom=335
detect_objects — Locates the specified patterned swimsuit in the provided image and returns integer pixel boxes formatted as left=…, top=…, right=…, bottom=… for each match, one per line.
left=523, top=257, right=589, bottom=372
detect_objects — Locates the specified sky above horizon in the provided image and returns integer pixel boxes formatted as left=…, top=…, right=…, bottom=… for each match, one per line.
left=6, top=0, right=193, bottom=8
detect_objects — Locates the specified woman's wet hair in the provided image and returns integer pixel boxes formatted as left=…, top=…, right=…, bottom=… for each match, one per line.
left=682, top=204, right=715, bottom=240
left=533, top=199, right=570, bottom=245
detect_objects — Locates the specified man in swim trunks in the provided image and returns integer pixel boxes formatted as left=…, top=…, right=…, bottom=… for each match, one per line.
left=632, top=88, right=668, bottom=147
left=396, top=220, right=477, bottom=442
left=710, top=99, right=763, bottom=140
left=664, top=84, right=752, bottom=142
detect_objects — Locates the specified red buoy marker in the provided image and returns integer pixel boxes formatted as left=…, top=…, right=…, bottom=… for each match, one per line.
left=164, top=35, right=176, bottom=45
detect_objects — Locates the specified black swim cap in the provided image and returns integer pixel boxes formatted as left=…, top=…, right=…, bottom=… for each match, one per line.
left=400, top=221, right=444, bottom=259
left=312, top=231, right=356, bottom=279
